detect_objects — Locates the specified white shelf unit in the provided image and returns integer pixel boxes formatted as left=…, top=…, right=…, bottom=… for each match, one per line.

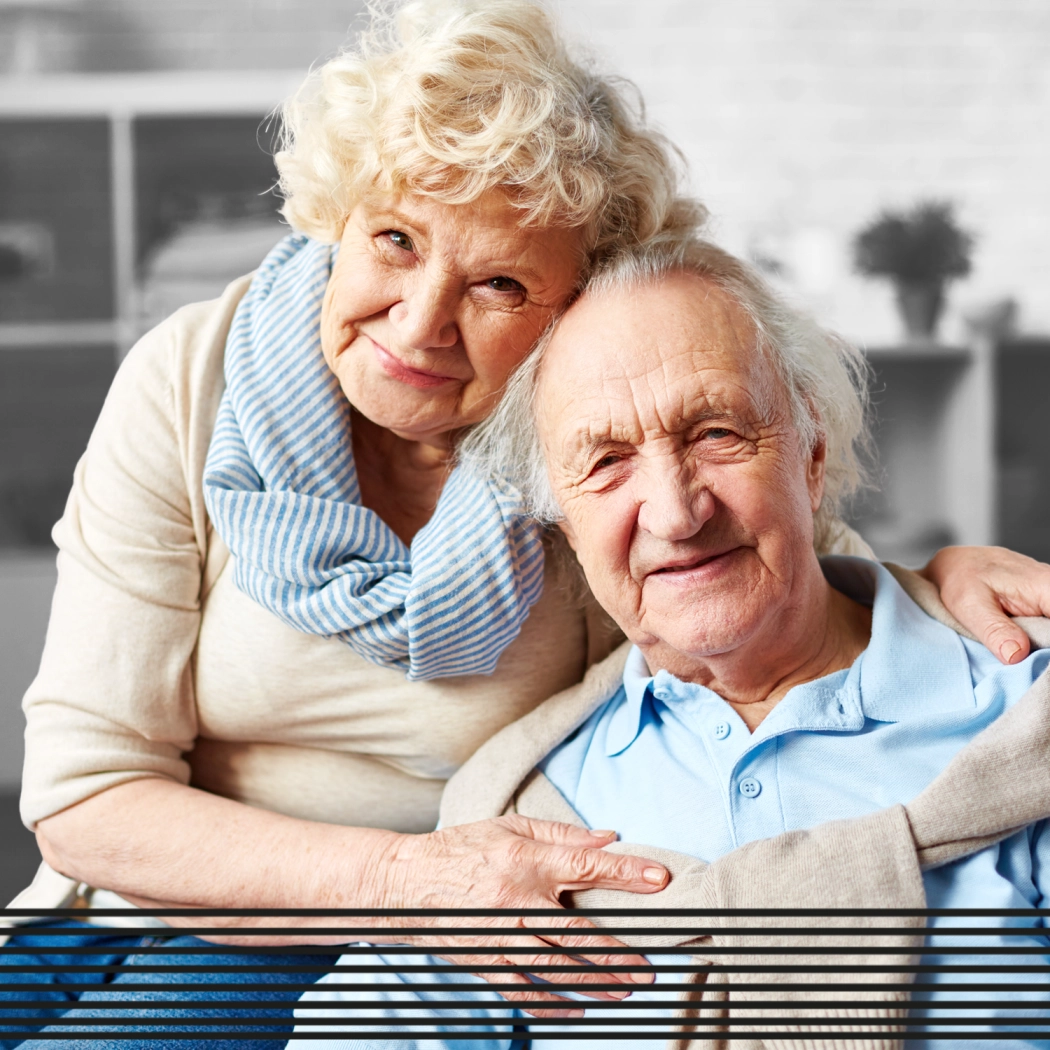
left=852, top=340, right=995, bottom=566
left=0, top=73, right=1047, bottom=568
left=0, top=71, right=300, bottom=550
left=0, top=70, right=302, bottom=357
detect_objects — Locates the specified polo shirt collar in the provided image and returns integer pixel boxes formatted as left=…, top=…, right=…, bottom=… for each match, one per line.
left=828, top=557, right=976, bottom=723
left=606, top=646, right=655, bottom=756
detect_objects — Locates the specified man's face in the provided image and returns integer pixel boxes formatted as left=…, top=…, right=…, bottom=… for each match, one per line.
left=537, top=272, right=827, bottom=677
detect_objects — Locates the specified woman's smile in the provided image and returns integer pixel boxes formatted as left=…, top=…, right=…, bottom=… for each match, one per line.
left=368, top=335, right=465, bottom=390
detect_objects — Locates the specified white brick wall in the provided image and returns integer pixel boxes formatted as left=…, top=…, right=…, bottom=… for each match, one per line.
left=46, top=0, right=366, bottom=72
left=554, top=0, right=1050, bottom=341
left=16, top=0, right=1046, bottom=340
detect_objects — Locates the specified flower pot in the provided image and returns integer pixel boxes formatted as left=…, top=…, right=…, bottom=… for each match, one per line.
left=895, top=281, right=945, bottom=344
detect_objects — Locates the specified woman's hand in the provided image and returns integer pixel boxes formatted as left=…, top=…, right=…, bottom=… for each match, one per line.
left=42, top=781, right=669, bottom=1021
left=922, top=545, right=1050, bottom=664
left=371, top=814, right=668, bottom=1017
left=125, top=815, right=668, bottom=1018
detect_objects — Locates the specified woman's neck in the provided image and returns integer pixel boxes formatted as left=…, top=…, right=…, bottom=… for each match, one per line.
left=350, top=408, right=453, bottom=546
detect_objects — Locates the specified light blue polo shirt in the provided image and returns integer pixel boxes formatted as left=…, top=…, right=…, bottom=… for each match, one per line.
left=294, top=557, right=1050, bottom=1050
left=536, top=556, right=1050, bottom=1048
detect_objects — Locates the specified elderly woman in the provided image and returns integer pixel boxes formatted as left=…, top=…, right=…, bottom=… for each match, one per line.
left=292, top=237, right=1050, bottom=1049
left=4, top=0, right=1050, bottom=1046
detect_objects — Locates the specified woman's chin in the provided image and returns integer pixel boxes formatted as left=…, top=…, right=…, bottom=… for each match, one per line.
left=339, top=375, right=460, bottom=447
left=352, top=403, right=461, bottom=451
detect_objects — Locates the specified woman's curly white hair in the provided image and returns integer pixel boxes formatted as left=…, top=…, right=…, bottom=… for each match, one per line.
left=276, top=0, right=705, bottom=263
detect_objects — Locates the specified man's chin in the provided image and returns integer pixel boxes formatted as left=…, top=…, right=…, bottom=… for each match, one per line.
left=633, top=600, right=769, bottom=665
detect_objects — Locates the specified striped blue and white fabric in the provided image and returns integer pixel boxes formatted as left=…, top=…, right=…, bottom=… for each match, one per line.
left=202, top=234, right=546, bottom=681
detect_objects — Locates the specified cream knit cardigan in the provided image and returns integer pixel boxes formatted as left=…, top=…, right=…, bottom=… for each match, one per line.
left=440, top=567, right=1050, bottom=1050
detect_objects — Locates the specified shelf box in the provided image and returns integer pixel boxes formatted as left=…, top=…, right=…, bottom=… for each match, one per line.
left=0, top=72, right=292, bottom=551
left=849, top=343, right=994, bottom=567
left=0, top=118, right=113, bottom=323
left=997, top=340, right=1050, bottom=564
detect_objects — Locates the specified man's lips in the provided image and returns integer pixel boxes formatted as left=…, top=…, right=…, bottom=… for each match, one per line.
left=646, top=547, right=741, bottom=577
left=369, top=337, right=462, bottom=390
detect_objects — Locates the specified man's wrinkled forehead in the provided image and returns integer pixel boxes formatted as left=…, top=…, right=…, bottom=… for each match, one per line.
left=535, top=272, right=773, bottom=450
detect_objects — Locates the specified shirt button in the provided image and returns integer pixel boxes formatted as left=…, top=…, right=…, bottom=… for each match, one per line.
left=739, top=777, right=762, bottom=798
left=714, top=722, right=730, bottom=740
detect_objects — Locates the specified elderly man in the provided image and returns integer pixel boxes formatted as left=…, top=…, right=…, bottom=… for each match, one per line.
left=292, top=240, right=1050, bottom=1049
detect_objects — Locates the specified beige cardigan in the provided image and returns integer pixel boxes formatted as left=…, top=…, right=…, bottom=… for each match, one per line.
left=440, top=572, right=1050, bottom=1050
left=12, top=278, right=619, bottom=918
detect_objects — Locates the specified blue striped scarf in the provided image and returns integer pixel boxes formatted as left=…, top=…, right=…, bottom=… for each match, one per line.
left=202, top=234, right=546, bottom=681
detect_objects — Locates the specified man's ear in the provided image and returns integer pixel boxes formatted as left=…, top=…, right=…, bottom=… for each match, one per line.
left=807, top=433, right=827, bottom=513
left=557, top=518, right=578, bottom=551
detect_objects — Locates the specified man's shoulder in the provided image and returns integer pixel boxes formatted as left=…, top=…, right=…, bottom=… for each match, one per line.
left=438, top=641, right=631, bottom=827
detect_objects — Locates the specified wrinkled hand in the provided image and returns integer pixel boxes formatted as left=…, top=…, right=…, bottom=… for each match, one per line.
left=376, top=814, right=669, bottom=1017
left=922, top=545, right=1050, bottom=664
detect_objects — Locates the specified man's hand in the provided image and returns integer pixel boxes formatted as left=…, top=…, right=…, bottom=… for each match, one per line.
left=921, top=545, right=1050, bottom=664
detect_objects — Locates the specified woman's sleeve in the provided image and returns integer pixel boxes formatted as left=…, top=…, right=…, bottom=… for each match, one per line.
left=20, top=289, right=239, bottom=828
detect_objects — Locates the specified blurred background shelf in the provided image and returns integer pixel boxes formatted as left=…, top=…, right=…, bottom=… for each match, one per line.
left=851, top=341, right=991, bottom=567
left=0, top=70, right=304, bottom=116
left=0, top=70, right=295, bottom=354
left=0, top=73, right=292, bottom=820
left=0, top=69, right=291, bottom=541
left=849, top=338, right=1050, bottom=568
left=996, top=340, right=1050, bottom=565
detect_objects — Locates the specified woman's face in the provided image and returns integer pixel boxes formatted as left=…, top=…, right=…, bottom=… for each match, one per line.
left=320, top=190, right=585, bottom=448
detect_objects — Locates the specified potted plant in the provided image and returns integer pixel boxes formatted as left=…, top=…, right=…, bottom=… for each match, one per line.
left=852, top=201, right=974, bottom=343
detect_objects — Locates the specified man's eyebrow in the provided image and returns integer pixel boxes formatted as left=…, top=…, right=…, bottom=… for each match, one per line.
left=560, top=403, right=749, bottom=466
left=559, top=427, right=624, bottom=469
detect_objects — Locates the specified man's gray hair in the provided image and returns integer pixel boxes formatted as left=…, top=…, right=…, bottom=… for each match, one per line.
left=461, top=236, right=873, bottom=552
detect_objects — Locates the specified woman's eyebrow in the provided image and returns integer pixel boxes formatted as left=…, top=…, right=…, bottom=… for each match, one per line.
left=367, top=207, right=420, bottom=229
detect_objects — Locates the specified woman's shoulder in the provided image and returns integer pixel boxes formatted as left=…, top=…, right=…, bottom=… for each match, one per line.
left=117, top=273, right=253, bottom=433
left=51, top=275, right=252, bottom=604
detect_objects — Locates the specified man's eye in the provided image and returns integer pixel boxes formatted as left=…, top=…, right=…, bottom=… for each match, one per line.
left=385, top=231, right=414, bottom=252
left=487, top=276, right=523, bottom=293
left=702, top=427, right=733, bottom=440
left=593, top=453, right=622, bottom=471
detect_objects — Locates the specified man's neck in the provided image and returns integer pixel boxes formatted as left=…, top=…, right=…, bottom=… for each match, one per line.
left=640, top=568, right=873, bottom=733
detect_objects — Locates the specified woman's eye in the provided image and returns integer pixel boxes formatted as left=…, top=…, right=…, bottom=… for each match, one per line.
left=385, top=230, right=414, bottom=252
left=486, top=275, right=523, bottom=293
left=593, top=453, right=622, bottom=471
left=701, top=427, right=733, bottom=440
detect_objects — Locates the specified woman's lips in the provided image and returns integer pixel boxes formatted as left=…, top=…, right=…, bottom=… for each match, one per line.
left=370, top=337, right=461, bottom=390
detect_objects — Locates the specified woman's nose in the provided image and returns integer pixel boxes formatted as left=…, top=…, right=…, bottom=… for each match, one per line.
left=389, top=271, right=460, bottom=350
left=636, top=461, right=714, bottom=542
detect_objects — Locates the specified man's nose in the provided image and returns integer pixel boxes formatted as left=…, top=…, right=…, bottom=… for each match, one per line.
left=389, top=269, right=460, bottom=350
left=636, top=460, right=714, bottom=542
